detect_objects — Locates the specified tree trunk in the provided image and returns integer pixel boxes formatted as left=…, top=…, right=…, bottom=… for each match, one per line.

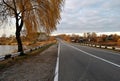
left=15, top=16, right=24, bottom=55
left=16, top=30, right=24, bottom=55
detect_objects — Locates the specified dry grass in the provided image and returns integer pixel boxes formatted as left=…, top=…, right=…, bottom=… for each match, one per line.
left=99, top=42, right=117, bottom=46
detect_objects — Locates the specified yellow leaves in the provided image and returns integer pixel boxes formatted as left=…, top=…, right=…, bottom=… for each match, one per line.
left=16, top=0, right=64, bottom=37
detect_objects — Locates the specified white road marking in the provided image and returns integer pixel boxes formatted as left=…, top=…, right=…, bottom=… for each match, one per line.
left=54, top=43, right=60, bottom=81
left=65, top=43, right=120, bottom=68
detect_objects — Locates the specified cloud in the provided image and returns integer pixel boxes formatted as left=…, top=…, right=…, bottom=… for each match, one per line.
left=54, top=0, right=120, bottom=34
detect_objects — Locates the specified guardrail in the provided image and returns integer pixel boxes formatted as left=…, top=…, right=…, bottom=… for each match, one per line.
left=0, top=44, right=49, bottom=61
left=79, top=43, right=120, bottom=52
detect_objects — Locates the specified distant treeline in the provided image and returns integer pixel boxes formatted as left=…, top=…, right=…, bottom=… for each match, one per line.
left=57, top=32, right=120, bottom=46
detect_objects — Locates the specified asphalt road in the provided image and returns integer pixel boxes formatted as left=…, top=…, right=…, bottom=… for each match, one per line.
left=58, top=40, right=120, bottom=81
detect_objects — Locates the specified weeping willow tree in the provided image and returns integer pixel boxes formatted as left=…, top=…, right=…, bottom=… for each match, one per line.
left=0, top=0, right=64, bottom=55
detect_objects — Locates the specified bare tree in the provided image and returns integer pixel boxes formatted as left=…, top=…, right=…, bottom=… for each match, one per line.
left=0, top=0, right=64, bottom=55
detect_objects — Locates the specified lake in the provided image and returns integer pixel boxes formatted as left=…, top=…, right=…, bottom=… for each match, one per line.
left=0, top=45, right=17, bottom=56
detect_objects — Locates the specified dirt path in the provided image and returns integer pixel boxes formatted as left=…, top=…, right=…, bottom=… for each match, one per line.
left=0, top=45, right=58, bottom=81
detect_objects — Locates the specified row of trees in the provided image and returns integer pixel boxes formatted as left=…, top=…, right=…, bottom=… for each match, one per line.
left=58, top=32, right=120, bottom=46
left=83, top=32, right=120, bottom=43
left=0, top=0, right=64, bottom=55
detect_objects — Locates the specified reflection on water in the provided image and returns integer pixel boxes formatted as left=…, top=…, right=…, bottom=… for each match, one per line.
left=0, top=45, right=17, bottom=56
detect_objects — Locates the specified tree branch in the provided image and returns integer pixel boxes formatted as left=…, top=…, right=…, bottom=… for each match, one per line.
left=13, top=0, right=17, bottom=13
left=3, top=0, right=16, bottom=12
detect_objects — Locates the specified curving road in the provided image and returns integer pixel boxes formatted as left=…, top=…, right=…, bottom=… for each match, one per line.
left=58, top=40, right=120, bottom=81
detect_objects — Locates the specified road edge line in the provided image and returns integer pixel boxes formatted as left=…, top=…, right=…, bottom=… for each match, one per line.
left=66, top=43, right=120, bottom=68
left=54, top=43, right=60, bottom=81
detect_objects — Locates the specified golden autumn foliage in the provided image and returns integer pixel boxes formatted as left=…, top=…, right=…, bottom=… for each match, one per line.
left=0, top=0, right=64, bottom=35
left=0, top=0, right=64, bottom=54
left=18, top=0, right=64, bottom=35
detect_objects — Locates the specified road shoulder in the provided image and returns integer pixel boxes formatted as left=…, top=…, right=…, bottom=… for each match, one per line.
left=0, top=44, right=58, bottom=81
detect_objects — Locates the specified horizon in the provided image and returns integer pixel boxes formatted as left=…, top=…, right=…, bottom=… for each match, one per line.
left=51, top=31, right=120, bottom=36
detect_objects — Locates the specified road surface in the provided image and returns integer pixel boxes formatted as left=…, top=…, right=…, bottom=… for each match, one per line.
left=58, top=40, right=120, bottom=81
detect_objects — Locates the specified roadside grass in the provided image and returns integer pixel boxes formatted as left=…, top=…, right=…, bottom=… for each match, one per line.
left=0, top=43, right=55, bottom=71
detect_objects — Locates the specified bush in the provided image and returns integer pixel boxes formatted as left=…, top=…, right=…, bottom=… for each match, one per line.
left=5, top=54, right=11, bottom=59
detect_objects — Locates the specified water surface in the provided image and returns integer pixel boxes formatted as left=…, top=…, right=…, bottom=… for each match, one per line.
left=0, top=45, right=17, bottom=56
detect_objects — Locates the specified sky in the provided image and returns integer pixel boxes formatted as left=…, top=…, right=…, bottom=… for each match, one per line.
left=53, top=0, right=120, bottom=35
left=0, top=18, right=16, bottom=37
left=0, top=0, right=120, bottom=36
